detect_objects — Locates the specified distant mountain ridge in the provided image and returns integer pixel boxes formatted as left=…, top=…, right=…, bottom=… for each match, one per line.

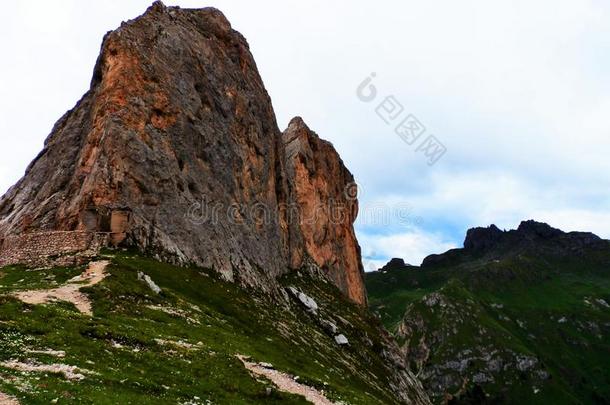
left=366, top=220, right=610, bottom=403
left=422, top=220, right=605, bottom=268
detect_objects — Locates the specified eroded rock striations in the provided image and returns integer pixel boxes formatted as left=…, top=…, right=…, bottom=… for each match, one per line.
left=283, top=117, right=367, bottom=305
left=0, top=2, right=367, bottom=304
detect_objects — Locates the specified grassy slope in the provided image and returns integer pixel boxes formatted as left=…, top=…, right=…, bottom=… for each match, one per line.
left=0, top=250, right=412, bottom=404
left=365, top=250, right=610, bottom=404
left=366, top=267, right=441, bottom=332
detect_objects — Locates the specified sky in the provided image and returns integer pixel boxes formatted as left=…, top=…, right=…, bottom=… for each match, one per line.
left=1, top=1, right=609, bottom=271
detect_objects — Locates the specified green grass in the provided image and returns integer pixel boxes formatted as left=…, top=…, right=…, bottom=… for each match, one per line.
left=477, top=273, right=610, bottom=404
left=0, top=251, right=408, bottom=404
left=0, top=265, right=84, bottom=293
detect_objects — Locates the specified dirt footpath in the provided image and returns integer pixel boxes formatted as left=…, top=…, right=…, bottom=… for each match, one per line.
left=237, top=355, right=335, bottom=405
left=14, top=260, right=110, bottom=316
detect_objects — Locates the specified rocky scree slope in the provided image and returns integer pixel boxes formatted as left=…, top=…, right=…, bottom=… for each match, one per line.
left=0, top=1, right=366, bottom=305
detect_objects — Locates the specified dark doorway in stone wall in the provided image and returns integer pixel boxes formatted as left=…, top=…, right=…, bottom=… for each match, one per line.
left=82, top=208, right=111, bottom=232
left=99, top=214, right=111, bottom=233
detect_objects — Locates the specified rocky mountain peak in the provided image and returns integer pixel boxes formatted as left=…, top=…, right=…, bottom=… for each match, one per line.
left=377, top=258, right=414, bottom=272
left=0, top=3, right=366, bottom=305
left=384, top=258, right=407, bottom=268
left=285, top=116, right=309, bottom=135
left=463, top=224, right=503, bottom=251
left=463, top=220, right=601, bottom=253
left=282, top=117, right=367, bottom=305
left=147, top=0, right=167, bottom=14
left=516, top=219, right=563, bottom=238
left=423, top=220, right=605, bottom=268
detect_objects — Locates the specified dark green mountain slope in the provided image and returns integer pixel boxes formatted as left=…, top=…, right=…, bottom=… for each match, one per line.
left=366, top=221, right=610, bottom=404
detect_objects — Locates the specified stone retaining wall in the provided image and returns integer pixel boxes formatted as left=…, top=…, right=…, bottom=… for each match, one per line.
left=0, top=231, right=110, bottom=268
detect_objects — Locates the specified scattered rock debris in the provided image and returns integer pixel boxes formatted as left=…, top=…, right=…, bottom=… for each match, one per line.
left=237, top=355, right=335, bottom=405
left=287, top=287, right=319, bottom=314
left=138, top=272, right=162, bottom=294
left=334, top=334, right=349, bottom=346
left=0, top=360, right=95, bottom=381
left=25, top=349, right=66, bottom=358
left=12, top=260, right=110, bottom=315
left=320, top=320, right=338, bottom=335
left=154, top=338, right=202, bottom=350
left=0, top=392, right=19, bottom=405
left=595, top=298, right=609, bottom=308
left=146, top=305, right=200, bottom=324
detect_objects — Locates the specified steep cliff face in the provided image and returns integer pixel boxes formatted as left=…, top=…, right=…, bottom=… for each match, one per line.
left=283, top=117, right=366, bottom=305
left=0, top=2, right=366, bottom=303
left=0, top=2, right=286, bottom=290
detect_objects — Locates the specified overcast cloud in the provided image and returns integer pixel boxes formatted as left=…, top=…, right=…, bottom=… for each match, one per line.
left=1, top=1, right=609, bottom=269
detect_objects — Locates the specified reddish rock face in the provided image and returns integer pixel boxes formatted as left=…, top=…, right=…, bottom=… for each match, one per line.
left=283, top=118, right=367, bottom=305
left=0, top=2, right=367, bottom=304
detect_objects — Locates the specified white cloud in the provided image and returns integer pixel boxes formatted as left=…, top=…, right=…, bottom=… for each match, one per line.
left=361, top=258, right=388, bottom=273
left=358, top=229, right=457, bottom=268
left=529, top=209, right=610, bottom=238
left=353, top=166, right=610, bottom=266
